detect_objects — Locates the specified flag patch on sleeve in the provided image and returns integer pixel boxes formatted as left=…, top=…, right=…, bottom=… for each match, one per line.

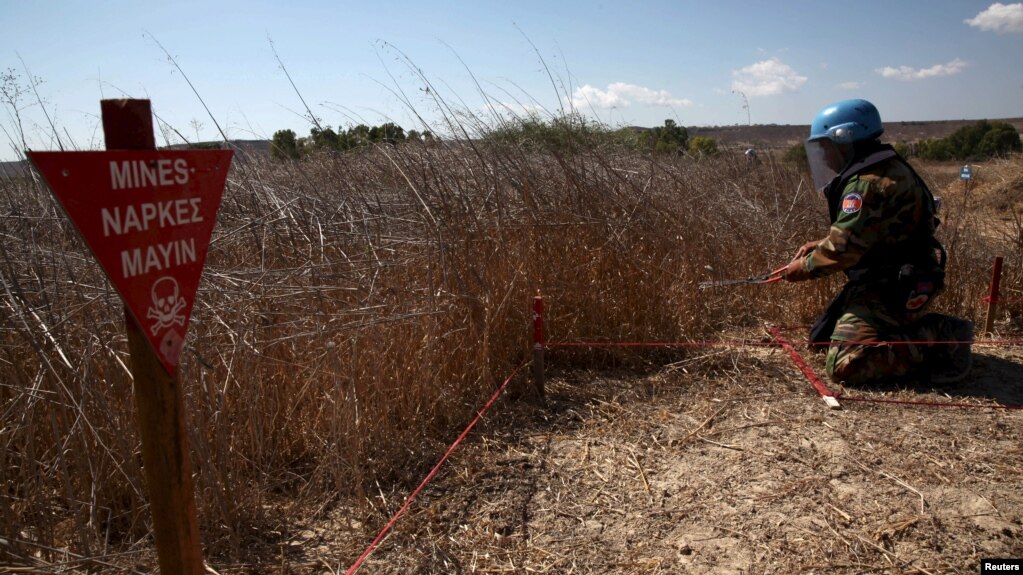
left=842, top=193, right=863, bottom=214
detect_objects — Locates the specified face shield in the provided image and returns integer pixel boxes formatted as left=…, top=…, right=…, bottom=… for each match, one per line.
left=804, top=137, right=850, bottom=193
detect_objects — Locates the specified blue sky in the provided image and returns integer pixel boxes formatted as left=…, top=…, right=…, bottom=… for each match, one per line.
left=2, top=1, right=1022, bottom=161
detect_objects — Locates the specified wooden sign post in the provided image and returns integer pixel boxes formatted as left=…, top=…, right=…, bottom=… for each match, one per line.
left=104, top=99, right=204, bottom=575
left=28, top=99, right=233, bottom=574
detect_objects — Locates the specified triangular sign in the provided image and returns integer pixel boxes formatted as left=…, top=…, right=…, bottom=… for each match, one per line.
left=28, top=150, right=233, bottom=374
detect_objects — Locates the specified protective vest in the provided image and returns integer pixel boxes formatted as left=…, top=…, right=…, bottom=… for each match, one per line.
left=823, top=144, right=944, bottom=279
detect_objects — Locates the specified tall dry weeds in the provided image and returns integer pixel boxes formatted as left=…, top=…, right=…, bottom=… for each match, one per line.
left=1, top=129, right=1019, bottom=566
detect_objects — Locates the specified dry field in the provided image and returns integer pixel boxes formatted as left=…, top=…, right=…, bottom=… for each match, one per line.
left=1, top=134, right=1022, bottom=573
left=297, top=343, right=1023, bottom=574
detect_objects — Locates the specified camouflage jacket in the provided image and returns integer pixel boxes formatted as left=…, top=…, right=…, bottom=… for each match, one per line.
left=801, top=145, right=940, bottom=279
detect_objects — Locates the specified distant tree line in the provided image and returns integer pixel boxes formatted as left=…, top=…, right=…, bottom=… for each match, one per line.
left=482, top=114, right=719, bottom=156
left=640, top=121, right=720, bottom=156
left=483, top=116, right=1019, bottom=162
left=270, top=123, right=434, bottom=160
left=782, top=119, right=1021, bottom=169
left=911, top=120, right=1021, bottom=161
left=270, top=114, right=723, bottom=159
left=275, top=116, right=1016, bottom=165
left=483, top=113, right=609, bottom=152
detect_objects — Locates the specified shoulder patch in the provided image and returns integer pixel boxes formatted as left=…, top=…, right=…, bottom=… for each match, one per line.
left=841, top=192, right=863, bottom=214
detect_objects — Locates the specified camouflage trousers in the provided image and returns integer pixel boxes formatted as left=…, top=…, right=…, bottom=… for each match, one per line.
left=825, top=303, right=963, bottom=386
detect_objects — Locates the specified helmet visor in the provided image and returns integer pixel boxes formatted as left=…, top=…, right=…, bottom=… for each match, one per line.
left=804, top=137, right=848, bottom=192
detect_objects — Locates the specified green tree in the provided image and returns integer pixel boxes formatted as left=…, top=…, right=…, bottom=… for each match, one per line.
left=978, top=123, right=1022, bottom=158
left=482, top=112, right=611, bottom=153
left=369, top=122, right=406, bottom=145
left=917, top=138, right=953, bottom=161
left=346, top=124, right=372, bottom=148
left=646, top=119, right=688, bottom=153
left=404, top=129, right=434, bottom=144
left=946, top=120, right=990, bottom=160
left=783, top=142, right=808, bottom=169
left=270, top=129, right=301, bottom=160
left=688, top=136, right=717, bottom=157
left=917, top=120, right=1021, bottom=161
left=309, top=126, right=340, bottom=150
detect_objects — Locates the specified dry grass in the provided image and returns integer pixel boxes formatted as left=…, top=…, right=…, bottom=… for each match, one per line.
left=327, top=343, right=1023, bottom=575
left=1, top=124, right=1021, bottom=571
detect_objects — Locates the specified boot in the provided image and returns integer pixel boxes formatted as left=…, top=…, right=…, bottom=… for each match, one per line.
left=922, top=315, right=974, bottom=385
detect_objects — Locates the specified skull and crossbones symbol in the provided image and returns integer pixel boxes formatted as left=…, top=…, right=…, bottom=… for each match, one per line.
left=146, top=276, right=187, bottom=335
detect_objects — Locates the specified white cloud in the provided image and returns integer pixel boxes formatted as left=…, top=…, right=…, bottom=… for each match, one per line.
left=965, top=3, right=1023, bottom=34
left=569, top=82, right=692, bottom=110
left=730, top=58, right=807, bottom=97
left=875, top=58, right=968, bottom=80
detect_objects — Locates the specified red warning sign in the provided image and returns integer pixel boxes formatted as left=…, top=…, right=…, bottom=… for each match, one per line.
left=28, top=150, right=233, bottom=374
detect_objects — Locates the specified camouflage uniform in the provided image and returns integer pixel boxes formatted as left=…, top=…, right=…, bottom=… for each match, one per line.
left=793, top=144, right=958, bottom=385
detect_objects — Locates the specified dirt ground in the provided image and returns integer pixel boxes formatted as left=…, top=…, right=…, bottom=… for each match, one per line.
left=260, top=325, right=1023, bottom=575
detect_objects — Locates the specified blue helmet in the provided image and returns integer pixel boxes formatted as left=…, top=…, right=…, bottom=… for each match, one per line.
left=808, top=99, right=883, bottom=144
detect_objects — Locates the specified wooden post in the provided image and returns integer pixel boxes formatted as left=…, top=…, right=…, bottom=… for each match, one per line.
left=102, top=99, right=205, bottom=575
left=983, top=256, right=1004, bottom=337
left=532, top=293, right=545, bottom=400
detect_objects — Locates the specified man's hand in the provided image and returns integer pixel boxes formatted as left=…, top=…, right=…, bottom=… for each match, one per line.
left=792, top=240, right=820, bottom=260
left=783, top=257, right=812, bottom=282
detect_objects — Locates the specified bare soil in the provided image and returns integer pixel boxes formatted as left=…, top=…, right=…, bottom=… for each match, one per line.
left=256, top=326, right=1023, bottom=575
